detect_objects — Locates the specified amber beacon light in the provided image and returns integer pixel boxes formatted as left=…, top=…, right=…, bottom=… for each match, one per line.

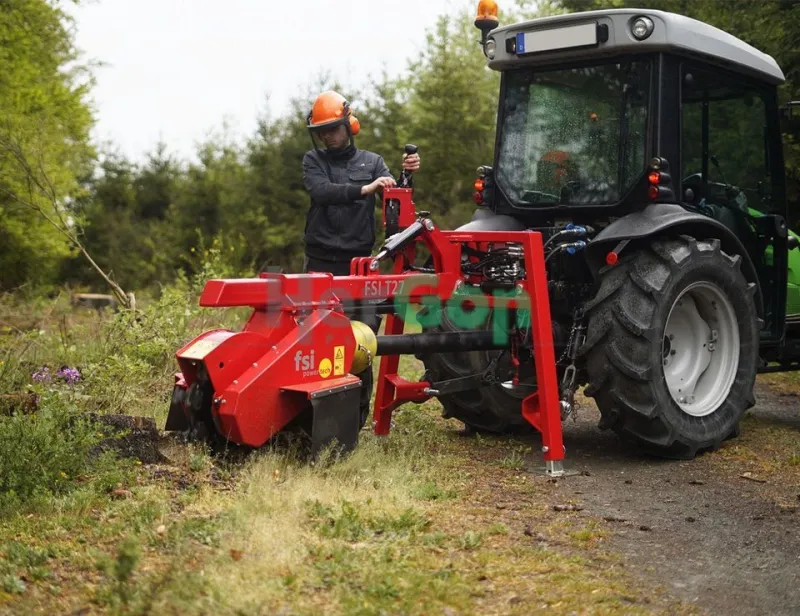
left=475, top=0, right=500, bottom=55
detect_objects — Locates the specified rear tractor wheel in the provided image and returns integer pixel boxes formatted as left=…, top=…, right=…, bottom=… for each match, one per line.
left=581, top=236, right=759, bottom=458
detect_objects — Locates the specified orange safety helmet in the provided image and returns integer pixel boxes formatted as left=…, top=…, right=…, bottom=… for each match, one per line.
left=540, top=150, right=571, bottom=181
left=307, top=90, right=360, bottom=136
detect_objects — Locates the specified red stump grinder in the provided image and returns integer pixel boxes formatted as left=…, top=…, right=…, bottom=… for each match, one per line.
left=165, top=175, right=567, bottom=474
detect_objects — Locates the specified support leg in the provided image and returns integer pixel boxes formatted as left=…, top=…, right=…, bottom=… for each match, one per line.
left=545, top=460, right=565, bottom=477
left=520, top=232, right=566, bottom=472
left=373, top=312, right=405, bottom=435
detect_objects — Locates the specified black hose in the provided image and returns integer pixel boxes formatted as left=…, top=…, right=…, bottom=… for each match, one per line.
left=545, top=241, right=587, bottom=264
left=376, top=331, right=509, bottom=355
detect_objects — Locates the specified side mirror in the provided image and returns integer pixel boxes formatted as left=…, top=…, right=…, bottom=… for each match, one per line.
left=779, top=100, right=800, bottom=121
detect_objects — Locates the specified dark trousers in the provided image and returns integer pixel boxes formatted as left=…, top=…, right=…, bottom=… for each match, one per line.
left=303, top=255, right=381, bottom=331
left=304, top=254, right=380, bottom=424
left=303, top=255, right=356, bottom=277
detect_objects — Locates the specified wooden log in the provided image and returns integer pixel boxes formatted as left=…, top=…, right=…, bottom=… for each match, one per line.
left=70, top=293, right=119, bottom=312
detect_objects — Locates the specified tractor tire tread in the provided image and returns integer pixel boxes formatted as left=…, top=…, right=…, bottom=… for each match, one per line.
left=582, top=235, right=758, bottom=459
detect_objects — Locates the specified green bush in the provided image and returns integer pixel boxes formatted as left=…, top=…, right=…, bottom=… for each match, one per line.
left=0, top=391, right=106, bottom=509
left=101, top=286, right=197, bottom=368
left=0, top=241, right=249, bottom=511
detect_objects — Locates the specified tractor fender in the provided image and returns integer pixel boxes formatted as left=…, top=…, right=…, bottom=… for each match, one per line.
left=585, top=203, right=763, bottom=316
left=455, top=208, right=527, bottom=232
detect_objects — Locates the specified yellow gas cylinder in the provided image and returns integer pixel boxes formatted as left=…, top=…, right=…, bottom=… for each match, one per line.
left=350, top=321, right=377, bottom=374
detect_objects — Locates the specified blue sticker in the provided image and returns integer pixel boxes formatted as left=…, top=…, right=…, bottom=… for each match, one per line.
left=516, top=32, right=525, bottom=55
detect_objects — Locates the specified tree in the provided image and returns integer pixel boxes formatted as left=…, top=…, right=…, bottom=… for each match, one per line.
left=0, top=0, right=95, bottom=290
left=135, top=142, right=180, bottom=221
left=69, top=152, right=153, bottom=291
left=244, top=99, right=317, bottom=273
left=356, top=72, right=414, bottom=169
left=403, top=12, right=501, bottom=226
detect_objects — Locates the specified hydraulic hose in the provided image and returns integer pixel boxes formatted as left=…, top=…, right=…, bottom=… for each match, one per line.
left=376, top=331, right=509, bottom=356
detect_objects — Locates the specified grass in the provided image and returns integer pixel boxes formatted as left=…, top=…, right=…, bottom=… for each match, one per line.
left=0, top=374, right=681, bottom=613
left=493, top=446, right=529, bottom=471
left=715, top=414, right=800, bottom=471
left=0, top=281, right=699, bottom=614
left=756, top=370, right=800, bottom=395
left=702, top=376, right=800, bottom=507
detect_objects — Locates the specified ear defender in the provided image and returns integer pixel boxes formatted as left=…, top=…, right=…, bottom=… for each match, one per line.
left=342, top=100, right=360, bottom=136
left=349, top=114, right=361, bottom=136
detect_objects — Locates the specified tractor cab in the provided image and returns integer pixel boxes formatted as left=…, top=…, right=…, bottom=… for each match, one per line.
left=476, top=5, right=800, bottom=365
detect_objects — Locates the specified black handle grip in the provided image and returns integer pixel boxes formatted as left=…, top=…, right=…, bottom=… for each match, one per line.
left=399, top=144, right=418, bottom=189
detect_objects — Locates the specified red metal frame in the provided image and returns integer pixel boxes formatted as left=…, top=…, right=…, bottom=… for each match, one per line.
left=174, top=186, right=564, bottom=465
left=369, top=228, right=564, bottom=463
left=382, top=188, right=417, bottom=230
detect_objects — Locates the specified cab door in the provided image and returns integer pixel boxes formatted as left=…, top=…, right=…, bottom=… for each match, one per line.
left=680, top=63, right=789, bottom=344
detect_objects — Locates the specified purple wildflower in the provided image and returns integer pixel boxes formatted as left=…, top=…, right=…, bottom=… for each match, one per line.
left=56, top=366, right=82, bottom=385
left=32, top=366, right=52, bottom=384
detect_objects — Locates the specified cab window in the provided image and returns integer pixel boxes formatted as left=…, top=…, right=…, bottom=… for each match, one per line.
left=681, top=66, right=774, bottom=216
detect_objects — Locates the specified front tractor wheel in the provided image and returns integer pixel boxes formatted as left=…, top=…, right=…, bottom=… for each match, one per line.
left=581, top=236, right=759, bottom=459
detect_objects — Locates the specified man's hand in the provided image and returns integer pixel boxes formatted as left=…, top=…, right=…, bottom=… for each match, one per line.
left=402, top=153, right=421, bottom=173
left=361, top=176, right=397, bottom=195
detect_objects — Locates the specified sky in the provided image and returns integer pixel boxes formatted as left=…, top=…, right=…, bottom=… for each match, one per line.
left=67, top=0, right=474, bottom=162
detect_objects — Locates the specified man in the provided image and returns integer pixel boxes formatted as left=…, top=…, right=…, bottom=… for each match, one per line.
left=301, top=90, right=420, bottom=427
left=302, top=90, right=420, bottom=276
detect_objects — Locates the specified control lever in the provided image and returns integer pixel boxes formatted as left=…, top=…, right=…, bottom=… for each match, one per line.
left=386, top=144, right=418, bottom=238
left=398, top=144, right=418, bottom=188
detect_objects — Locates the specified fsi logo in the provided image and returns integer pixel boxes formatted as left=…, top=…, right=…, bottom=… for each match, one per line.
left=294, top=349, right=317, bottom=377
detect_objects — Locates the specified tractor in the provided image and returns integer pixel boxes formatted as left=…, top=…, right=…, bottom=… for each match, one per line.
left=165, top=3, right=800, bottom=474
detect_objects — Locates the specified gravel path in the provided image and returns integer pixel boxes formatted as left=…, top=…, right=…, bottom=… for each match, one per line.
left=527, top=381, right=800, bottom=615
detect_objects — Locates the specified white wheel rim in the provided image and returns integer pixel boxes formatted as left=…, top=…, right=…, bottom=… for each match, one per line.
left=662, top=281, right=739, bottom=417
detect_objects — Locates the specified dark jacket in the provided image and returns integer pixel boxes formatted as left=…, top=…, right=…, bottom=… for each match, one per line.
left=302, top=146, right=392, bottom=262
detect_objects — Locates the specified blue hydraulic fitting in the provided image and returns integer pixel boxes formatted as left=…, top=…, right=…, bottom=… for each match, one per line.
left=564, top=223, right=593, bottom=236
left=565, top=240, right=587, bottom=255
